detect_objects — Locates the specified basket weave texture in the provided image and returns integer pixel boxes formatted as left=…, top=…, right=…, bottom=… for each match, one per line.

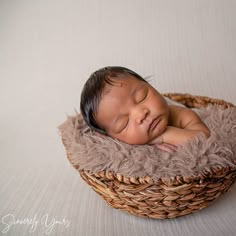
left=62, top=93, right=236, bottom=219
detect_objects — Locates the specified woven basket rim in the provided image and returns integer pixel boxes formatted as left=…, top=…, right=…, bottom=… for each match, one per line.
left=67, top=93, right=236, bottom=185
left=162, top=93, right=235, bottom=108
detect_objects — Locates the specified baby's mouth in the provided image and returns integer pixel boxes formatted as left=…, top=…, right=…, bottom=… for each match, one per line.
left=149, top=117, right=160, bottom=132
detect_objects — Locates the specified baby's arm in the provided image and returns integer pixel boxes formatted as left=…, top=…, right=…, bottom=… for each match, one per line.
left=161, top=105, right=210, bottom=146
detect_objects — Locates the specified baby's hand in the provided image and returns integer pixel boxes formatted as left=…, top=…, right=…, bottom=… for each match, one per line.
left=162, top=126, right=205, bottom=146
left=150, top=126, right=206, bottom=151
left=152, top=142, right=178, bottom=153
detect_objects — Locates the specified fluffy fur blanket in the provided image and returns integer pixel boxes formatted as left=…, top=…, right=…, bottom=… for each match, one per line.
left=58, top=103, right=236, bottom=180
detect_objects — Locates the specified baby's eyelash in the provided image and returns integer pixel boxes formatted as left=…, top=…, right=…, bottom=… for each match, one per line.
left=124, top=119, right=129, bottom=128
left=121, top=119, right=129, bottom=132
left=139, top=91, right=148, bottom=103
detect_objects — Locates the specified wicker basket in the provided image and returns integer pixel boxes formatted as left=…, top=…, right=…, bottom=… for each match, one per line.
left=62, top=93, right=236, bottom=219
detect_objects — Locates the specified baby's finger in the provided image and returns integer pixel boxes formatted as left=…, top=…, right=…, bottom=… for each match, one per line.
left=154, top=143, right=176, bottom=153
left=164, top=143, right=178, bottom=152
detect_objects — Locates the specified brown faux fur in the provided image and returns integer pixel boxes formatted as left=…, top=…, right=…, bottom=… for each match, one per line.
left=58, top=103, right=236, bottom=180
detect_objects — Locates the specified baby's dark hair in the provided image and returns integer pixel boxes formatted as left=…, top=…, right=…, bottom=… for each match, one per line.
left=80, top=66, right=147, bottom=134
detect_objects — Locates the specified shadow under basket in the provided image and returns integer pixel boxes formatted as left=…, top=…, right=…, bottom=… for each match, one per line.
left=60, top=93, right=236, bottom=219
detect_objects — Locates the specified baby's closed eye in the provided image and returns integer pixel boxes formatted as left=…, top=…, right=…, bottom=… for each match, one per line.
left=115, top=117, right=129, bottom=133
left=135, top=89, right=148, bottom=103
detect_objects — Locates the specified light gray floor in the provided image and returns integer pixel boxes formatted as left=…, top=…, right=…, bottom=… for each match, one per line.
left=1, top=1, right=236, bottom=235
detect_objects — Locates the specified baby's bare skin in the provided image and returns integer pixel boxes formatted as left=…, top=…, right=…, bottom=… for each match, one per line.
left=95, top=74, right=210, bottom=152
left=149, top=105, right=210, bottom=152
left=150, top=105, right=210, bottom=145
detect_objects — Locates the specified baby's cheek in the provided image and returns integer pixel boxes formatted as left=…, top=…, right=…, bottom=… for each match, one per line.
left=112, top=126, right=150, bottom=145
left=126, top=131, right=149, bottom=145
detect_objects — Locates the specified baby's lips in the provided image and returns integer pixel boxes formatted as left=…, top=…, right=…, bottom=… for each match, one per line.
left=149, top=117, right=160, bottom=132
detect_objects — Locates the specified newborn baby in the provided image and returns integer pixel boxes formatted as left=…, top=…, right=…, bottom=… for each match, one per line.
left=80, top=66, right=210, bottom=152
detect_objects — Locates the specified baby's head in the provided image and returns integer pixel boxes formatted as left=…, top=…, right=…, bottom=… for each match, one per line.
left=80, top=66, right=169, bottom=145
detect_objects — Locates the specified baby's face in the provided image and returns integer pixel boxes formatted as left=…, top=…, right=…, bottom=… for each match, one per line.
left=95, top=75, right=169, bottom=145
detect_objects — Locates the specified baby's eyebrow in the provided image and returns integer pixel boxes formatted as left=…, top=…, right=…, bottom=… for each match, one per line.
left=131, top=85, right=143, bottom=97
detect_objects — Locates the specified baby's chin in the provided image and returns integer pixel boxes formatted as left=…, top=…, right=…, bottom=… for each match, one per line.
left=147, top=135, right=163, bottom=145
left=148, top=122, right=168, bottom=145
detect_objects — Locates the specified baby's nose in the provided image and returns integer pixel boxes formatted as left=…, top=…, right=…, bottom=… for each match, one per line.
left=135, top=108, right=149, bottom=124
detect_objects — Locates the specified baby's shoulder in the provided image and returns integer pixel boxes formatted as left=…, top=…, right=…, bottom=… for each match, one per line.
left=169, top=105, right=197, bottom=128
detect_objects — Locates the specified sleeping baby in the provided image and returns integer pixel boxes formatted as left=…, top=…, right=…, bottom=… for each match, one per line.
left=80, top=66, right=210, bottom=152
